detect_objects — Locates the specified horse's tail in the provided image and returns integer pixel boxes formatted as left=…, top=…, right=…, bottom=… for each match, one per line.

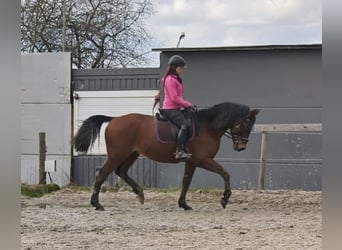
left=73, top=115, right=113, bottom=153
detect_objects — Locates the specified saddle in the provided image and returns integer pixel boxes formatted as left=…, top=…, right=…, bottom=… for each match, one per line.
left=154, top=109, right=196, bottom=144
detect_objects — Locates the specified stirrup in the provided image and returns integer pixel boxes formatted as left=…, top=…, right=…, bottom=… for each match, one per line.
left=174, top=151, right=192, bottom=159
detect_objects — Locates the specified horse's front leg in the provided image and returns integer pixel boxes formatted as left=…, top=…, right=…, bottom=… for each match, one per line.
left=220, top=171, right=232, bottom=209
left=178, top=162, right=196, bottom=210
left=199, top=158, right=232, bottom=209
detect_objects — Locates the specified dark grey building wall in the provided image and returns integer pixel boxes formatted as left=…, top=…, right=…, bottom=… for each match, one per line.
left=158, top=45, right=321, bottom=109
left=72, top=68, right=160, bottom=91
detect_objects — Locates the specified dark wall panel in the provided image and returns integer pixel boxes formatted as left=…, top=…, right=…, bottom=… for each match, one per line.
left=72, top=68, right=160, bottom=91
left=160, top=48, right=321, bottom=109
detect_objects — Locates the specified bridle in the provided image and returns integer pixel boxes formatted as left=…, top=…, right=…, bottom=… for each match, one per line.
left=223, top=120, right=250, bottom=144
left=224, top=130, right=249, bottom=143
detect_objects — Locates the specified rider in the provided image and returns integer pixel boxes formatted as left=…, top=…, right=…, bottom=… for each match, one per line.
left=161, top=55, right=193, bottom=160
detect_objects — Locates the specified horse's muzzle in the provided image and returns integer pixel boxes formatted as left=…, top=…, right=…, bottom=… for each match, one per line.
left=233, top=143, right=246, bottom=152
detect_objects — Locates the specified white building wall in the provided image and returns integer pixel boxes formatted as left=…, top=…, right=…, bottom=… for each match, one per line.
left=73, top=90, right=158, bottom=155
left=21, top=52, right=72, bottom=186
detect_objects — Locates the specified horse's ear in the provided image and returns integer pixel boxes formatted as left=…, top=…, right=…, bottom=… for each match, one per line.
left=247, top=109, right=260, bottom=118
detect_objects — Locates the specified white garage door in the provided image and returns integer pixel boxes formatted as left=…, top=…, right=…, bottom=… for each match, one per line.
left=73, top=90, right=159, bottom=155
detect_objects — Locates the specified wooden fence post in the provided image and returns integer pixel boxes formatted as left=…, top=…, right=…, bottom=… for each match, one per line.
left=258, top=131, right=268, bottom=190
left=254, top=124, right=322, bottom=190
left=39, top=132, right=46, bottom=184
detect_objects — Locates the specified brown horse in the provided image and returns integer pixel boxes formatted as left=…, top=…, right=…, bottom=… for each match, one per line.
left=73, top=102, right=260, bottom=210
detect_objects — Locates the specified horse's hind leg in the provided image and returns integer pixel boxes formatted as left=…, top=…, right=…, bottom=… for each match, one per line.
left=115, top=152, right=144, bottom=204
left=90, top=158, right=117, bottom=210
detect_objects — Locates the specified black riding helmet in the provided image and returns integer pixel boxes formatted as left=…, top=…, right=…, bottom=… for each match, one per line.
left=168, top=55, right=186, bottom=68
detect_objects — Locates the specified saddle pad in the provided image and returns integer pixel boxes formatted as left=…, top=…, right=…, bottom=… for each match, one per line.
left=154, top=118, right=177, bottom=143
left=154, top=117, right=196, bottom=144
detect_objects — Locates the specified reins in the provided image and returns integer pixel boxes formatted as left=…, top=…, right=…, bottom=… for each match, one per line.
left=224, top=130, right=233, bottom=139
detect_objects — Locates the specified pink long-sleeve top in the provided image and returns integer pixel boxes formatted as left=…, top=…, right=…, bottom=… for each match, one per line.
left=162, top=74, right=192, bottom=109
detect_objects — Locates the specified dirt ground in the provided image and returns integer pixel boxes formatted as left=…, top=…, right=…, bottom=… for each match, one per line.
left=21, top=187, right=322, bottom=250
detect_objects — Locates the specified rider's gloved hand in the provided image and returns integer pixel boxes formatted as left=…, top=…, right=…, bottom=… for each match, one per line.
left=188, top=105, right=197, bottom=112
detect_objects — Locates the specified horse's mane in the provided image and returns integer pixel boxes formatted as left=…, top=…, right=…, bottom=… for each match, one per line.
left=197, top=102, right=250, bottom=131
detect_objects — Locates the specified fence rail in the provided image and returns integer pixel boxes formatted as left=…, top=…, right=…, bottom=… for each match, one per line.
left=253, top=123, right=322, bottom=190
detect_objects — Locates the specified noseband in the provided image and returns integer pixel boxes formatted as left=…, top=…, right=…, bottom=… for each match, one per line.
left=224, top=118, right=250, bottom=144
left=224, top=130, right=249, bottom=143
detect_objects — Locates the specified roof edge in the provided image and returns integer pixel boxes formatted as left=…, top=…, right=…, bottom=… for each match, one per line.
left=152, top=44, right=322, bottom=52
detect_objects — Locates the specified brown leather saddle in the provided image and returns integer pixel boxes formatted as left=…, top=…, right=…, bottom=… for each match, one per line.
left=154, top=109, right=196, bottom=144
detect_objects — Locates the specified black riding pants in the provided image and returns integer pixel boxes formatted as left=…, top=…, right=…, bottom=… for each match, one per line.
left=162, top=109, right=190, bottom=151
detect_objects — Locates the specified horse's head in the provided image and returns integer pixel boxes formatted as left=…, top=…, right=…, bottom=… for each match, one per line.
left=230, top=108, right=260, bottom=151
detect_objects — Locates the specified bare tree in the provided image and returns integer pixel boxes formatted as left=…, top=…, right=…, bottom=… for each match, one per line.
left=21, top=0, right=154, bottom=68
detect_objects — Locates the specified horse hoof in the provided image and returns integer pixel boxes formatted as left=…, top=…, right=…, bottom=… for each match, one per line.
left=95, top=205, right=105, bottom=211
left=91, top=199, right=105, bottom=211
left=179, top=201, right=193, bottom=210
left=137, top=193, right=145, bottom=204
left=183, top=205, right=193, bottom=211
left=220, top=198, right=228, bottom=209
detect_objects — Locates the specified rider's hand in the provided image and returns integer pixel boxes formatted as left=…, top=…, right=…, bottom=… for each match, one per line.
left=154, top=94, right=160, bottom=102
left=188, top=105, right=197, bottom=112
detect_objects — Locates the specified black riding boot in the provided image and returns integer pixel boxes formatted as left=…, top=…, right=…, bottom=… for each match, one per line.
left=175, top=125, right=192, bottom=160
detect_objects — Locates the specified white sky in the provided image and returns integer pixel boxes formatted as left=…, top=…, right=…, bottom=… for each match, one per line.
left=145, top=0, right=322, bottom=66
